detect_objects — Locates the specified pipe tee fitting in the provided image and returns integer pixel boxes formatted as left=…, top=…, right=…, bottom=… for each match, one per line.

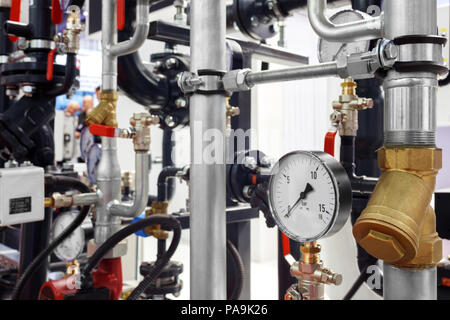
left=353, top=147, right=442, bottom=267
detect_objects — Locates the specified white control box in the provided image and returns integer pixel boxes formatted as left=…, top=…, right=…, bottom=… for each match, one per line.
left=0, top=166, right=45, bottom=226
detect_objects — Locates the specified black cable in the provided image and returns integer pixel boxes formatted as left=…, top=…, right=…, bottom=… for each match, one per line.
left=127, top=216, right=181, bottom=300
left=342, top=258, right=377, bottom=300
left=79, top=215, right=181, bottom=300
left=226, top=240, right=245, bottom=300
left=11, top=176, right=91, bottom=300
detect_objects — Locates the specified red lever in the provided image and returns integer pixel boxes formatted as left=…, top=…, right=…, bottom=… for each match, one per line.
left=46, top=48, right=57, bottom=81
left=117, top=0, right=125, bottom=30
left=324, top=131, right=338, bottom=157
left=281, top=233, right=291, bottom=257
left=89, top=124, right=118, bottom=138
left=51, top=0, right=63, bottom=25
left=9, top=0, right=21, bottom=42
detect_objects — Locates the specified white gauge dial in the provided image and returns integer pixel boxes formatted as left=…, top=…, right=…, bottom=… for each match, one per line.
left=268, top=151, right=352, bottom=242
left=51, top=211, right=85, bottom=262
left=318, top=10, right=372, bottom=63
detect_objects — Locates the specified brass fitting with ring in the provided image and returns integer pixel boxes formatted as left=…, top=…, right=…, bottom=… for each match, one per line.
left=353, top=147, right=442, bottom=267
left=145, top=201, right=169, bottom=240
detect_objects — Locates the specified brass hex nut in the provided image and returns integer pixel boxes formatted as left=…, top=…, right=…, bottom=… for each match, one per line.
left=378, top=148, right=442, bottom=173
left=403, top=235, right=443, bottom=267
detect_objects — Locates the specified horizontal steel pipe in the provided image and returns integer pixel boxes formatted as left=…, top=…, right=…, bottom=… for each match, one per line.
left=245, top=62, right=338, bottom=86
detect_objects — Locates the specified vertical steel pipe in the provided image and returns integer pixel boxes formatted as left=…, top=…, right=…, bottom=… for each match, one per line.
left=383, top=0, right=439, bottom=147
left=95, top=137, right=122, bottom=244
left=384, top=264, right=437, bottom=300
left=102, top=0, right=118, bottom=92
left=190, top=0, right=227, bottom=300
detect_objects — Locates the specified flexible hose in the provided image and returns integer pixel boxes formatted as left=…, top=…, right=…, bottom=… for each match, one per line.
left=79, top=215, right=181, bottom=300
left=227, top=240, right=245, bottom=300
left=12, top=176, right=91, bottom=300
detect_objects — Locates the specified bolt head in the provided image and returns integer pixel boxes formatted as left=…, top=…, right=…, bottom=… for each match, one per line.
left=243, top=156, right=257, bottom=170
left=165, top=58, right=178, bottom=69
left=250, top=16, right=259, bottom=27
left=165, top=115, right=176, bottom=127
left=175, top=97, right=187, bottom=108
left=383, top=42, right=398, bottom=60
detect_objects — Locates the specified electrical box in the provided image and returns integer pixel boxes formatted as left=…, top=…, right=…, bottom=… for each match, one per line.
left=0, top=166, right=45, bottom=226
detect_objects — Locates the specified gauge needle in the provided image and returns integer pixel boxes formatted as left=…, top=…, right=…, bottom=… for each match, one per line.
left=285, top=183, right=314, bottom=218
left=332, top=43, right=347, bottom=61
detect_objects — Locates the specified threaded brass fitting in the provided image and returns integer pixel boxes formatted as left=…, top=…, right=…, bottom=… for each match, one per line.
left=85, top=91, right=119, bottom=127
left=301, top=241, right=321, bottom=264
left=145, top=202, right=169, bottom=240
left=341, top=78, right=357, bottom=96
left=353, top=147, right=442, bottom=267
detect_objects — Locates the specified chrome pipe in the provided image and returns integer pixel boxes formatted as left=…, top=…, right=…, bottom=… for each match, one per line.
left=102, top=0, right=117, bottom=91
left=383, top=264, right=437, bottom=300
left=110, top=0, right=150, bottom=57
left=190, top=0, right=227, bottom=300
left=73, top=193, right=99, bottom=207
left=245, top=62, right=339, bottom=87
left=95, top=137, right=122, bottom=245
left=307, top=0, right=383, bottom=42
left=110, top=152, right=149, bottom=217
left=382, top=0, right=439, bottom=147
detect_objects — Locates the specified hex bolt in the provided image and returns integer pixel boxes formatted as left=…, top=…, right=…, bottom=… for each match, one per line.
left=383, top=42, right=398, bottom=60
left=250, top=16, right=259, bottom=27
left=165, top=58, right=178, bottom=69
left=175, top=97, right=187, bottom=108
left=165, top=115, right=176, bottom=127
left=243, top=156, right=257, bottom=170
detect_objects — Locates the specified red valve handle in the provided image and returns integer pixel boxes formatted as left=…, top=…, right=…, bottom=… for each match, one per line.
left=9, top=0, right=21, bottom=42
left=117, top=0, right=125, bottom=30
left=51, top=0, right=63, bottom=25
left=46, top=48, right=57, bottom=81
left=89, top=124, right=118, bottom=138
left=324, top=131, right=338, bottom=157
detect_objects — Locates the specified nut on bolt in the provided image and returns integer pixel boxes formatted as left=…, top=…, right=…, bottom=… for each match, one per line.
left=222, top=69, right=253, bottom=92
left=383, top=41, right=399, bottom=60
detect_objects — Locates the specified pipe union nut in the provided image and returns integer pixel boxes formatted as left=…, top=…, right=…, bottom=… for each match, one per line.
left=222, top=69, right=253, bottom=92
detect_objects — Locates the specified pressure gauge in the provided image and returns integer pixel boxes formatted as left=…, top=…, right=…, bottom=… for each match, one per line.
left=318, top=10, right=371, bottom=63
left=50, top=211, right=85, bottom=262
left=268, top=151, right=352, bottom=242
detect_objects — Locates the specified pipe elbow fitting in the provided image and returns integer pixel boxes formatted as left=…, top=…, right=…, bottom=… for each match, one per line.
left=353, top=148, right=442, bottom=267
left=307, top=0, right=383, bottom=42
left=85, top=91, right=119, bottom=127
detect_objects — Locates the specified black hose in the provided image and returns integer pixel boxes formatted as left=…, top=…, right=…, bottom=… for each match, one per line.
left=342, top=257, right=378, bottom=300
left=46, top=53, right=77, bottom=97
left=79, top=215, right=181, bottom=300
left=227, top=240, right=245, bottom=300
left=157, top=166, right=182, bottom=202
left=11, top=176, right=91, bottom=300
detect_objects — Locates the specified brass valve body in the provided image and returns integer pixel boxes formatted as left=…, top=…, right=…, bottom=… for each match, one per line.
left=145, top=202, right=169, bottom=240
left=85, top=91, right=119, bottom=127
left=353, top=147, right=442, bottom=267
